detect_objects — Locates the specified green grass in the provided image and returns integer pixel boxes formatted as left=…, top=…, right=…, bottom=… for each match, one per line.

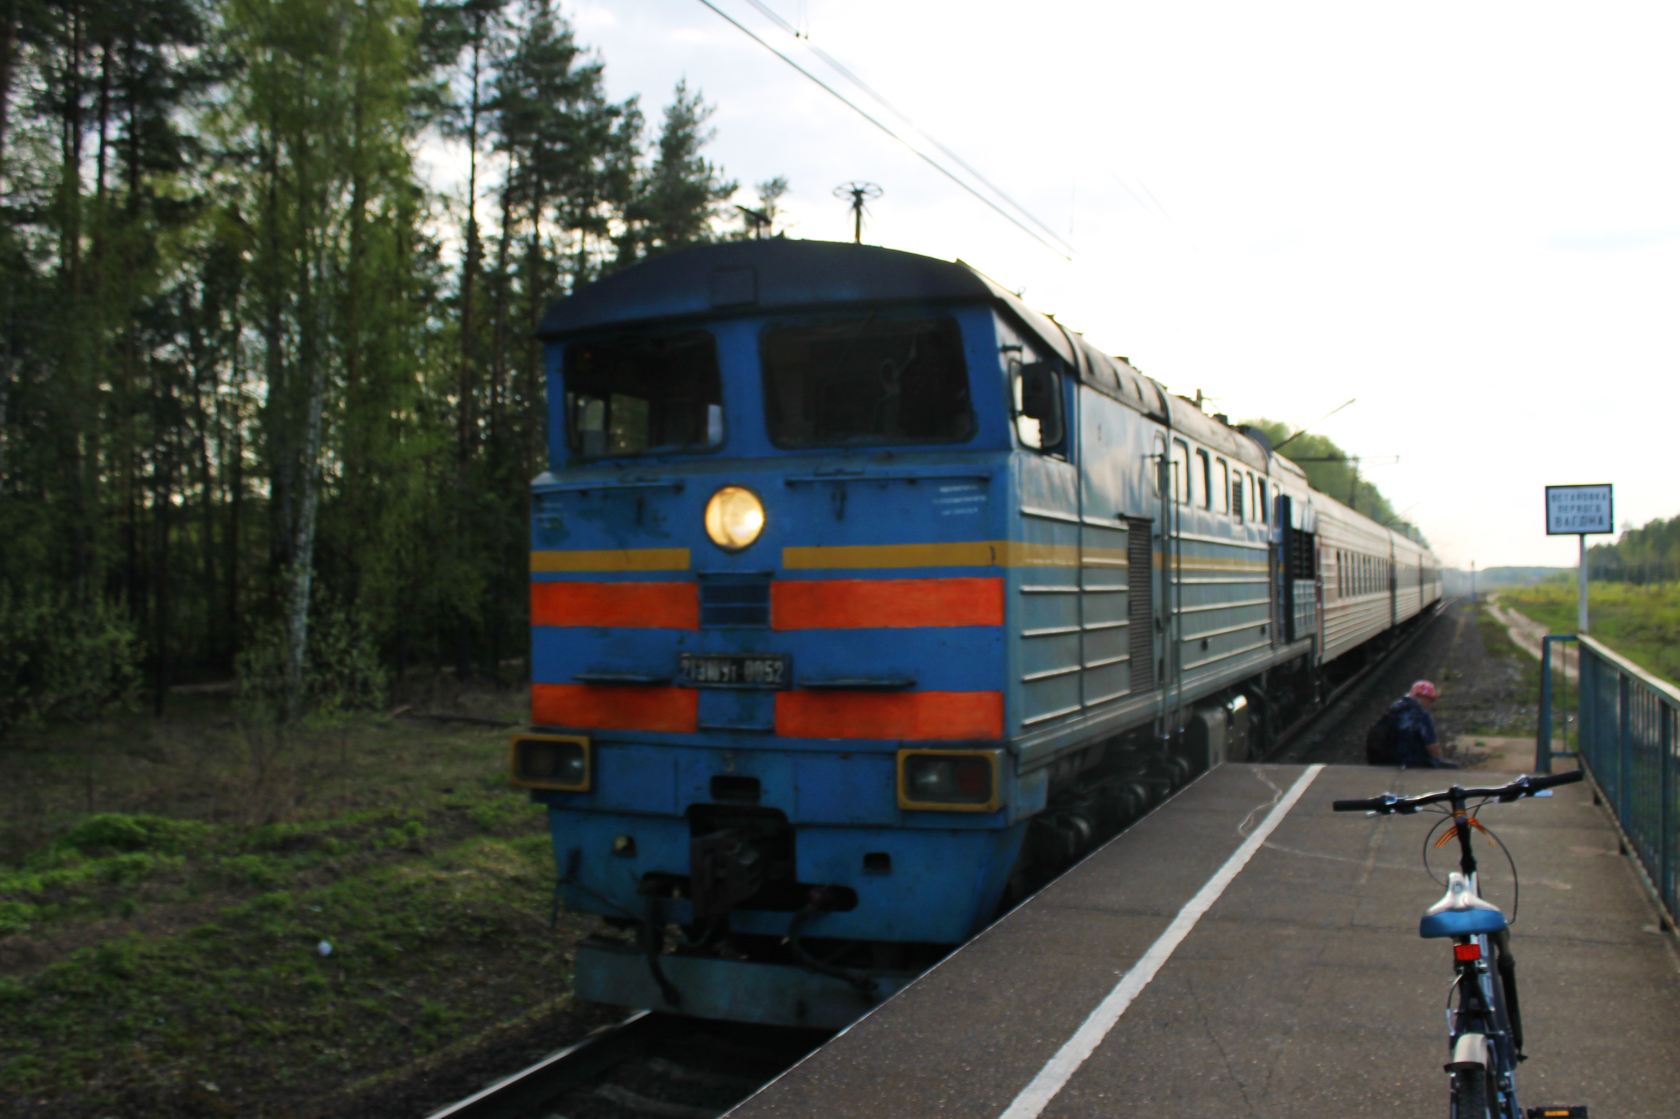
left=0, top=690, right=599, bottom=1117
left=1502, top=580, right=1680, bottom=684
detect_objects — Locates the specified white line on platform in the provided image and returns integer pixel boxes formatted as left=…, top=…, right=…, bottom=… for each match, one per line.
left=997, top=764, right=1326, bottom=1119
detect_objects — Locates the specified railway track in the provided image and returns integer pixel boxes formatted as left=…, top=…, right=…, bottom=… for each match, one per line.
left=425, top=1011, right=829, bottom=1119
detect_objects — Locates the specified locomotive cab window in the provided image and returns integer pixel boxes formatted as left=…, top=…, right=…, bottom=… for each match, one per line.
left=1010, top=359, right=1065, bottom=451
left=564, top=331, right=723, bottom=458
left=762, top=316, right=975, bottom=448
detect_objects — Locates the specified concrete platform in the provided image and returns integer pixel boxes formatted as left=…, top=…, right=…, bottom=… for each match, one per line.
left=1450, top=735, right=1566, bottom=773
left=729, top=763, right=1680, bottom=1119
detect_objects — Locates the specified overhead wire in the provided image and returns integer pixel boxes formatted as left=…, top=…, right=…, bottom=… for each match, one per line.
left=694, top=0, right=1072, bottom=261
left=740, top=0, right=1074, bottom=256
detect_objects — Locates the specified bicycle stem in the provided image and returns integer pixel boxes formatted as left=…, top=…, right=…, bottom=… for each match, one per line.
left=1448, top=787, right=1479, bottom=879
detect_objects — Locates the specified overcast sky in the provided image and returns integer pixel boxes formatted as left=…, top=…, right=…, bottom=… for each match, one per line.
left=548, top=1, right=1678, bottom=570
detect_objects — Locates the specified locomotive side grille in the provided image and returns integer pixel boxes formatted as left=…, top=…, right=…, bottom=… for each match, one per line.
left=1126, top=519, right=1155, bottom=689
left=699, top=576, right=771, bottom=628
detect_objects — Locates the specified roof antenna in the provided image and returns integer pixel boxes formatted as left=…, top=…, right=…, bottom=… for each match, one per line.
left=735, top=204, right=771, bottom=239
left=833, top=181, right=882, bottom=243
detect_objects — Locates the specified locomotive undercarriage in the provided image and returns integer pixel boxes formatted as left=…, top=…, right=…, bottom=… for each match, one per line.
left=574, top=623, right=1434, bottom=1024
left=583, top=677, right=1281, bottom=1011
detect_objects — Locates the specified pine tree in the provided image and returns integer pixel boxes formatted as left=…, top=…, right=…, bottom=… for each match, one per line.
left=625, top=79, right=736, bottom=259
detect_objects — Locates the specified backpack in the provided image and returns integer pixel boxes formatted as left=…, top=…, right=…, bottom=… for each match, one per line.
left=1365, top=706, right=1402, bottom=766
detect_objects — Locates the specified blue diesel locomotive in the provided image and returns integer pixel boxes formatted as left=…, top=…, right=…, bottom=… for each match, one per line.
left=511, top=238, right=1443, bottom=1029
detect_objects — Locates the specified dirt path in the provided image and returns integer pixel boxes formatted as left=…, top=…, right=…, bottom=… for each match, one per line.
left=1485, top=593, right=1578, bottom=681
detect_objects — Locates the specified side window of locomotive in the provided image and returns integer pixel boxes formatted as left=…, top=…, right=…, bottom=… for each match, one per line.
left=1009, top=358, right=1065, bottom=451
left=1151, top=434, right=1167, bottom=496
left=761, top=317, right=974, bottom=448
left=1193, top=450, right=1211, bottom=508
left=1256, top=478, right=1267, bottom=522
left=1216, top=459, right=1230, bottom=515
left=565, top=331, right=723, bottom=458
left=1170, top=440, right=1190, bottom=504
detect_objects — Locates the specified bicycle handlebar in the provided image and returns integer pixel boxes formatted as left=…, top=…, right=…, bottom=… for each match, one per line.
left=1332, top=769, right=1583, bottom=815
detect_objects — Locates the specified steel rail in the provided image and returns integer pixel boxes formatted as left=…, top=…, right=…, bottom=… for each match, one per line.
left=424, top=1011, right=673, bottom=1119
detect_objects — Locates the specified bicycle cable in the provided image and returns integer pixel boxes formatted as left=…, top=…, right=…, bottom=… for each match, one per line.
left=1422, top=806, right=1455, bottom=886
left=1470, top=800, right=1521, bottom=922
left=1420, top=800, right=1521, bottom=922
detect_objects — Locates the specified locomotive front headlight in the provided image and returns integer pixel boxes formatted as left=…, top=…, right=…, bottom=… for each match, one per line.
left=704, top=485, right=765, bottom=551
left=897, top=750, right=1000, bottom=812
left=510, top=733, right=590, bottom=791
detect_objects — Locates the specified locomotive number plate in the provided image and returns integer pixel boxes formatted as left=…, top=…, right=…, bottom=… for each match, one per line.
left=679, top=653, right=790, bottom=689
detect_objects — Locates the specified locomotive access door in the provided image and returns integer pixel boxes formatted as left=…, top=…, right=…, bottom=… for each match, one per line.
left=1073, top=384, right=1160, bottom=713
left=1079, top=513, right=1131, bottom=708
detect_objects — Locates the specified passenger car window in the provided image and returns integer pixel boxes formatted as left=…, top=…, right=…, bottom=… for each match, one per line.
left=762, top=317, right=974, bottom=449
left=565, top=331, right=722, bottom=459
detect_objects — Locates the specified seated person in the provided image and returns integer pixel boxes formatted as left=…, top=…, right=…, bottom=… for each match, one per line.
left=1392, top=680, right=1458, bottom=769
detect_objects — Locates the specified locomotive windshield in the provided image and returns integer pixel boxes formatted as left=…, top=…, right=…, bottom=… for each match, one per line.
left=761, top=316, right=974, bottom=448
left=564, top=331, right=723, bottom=458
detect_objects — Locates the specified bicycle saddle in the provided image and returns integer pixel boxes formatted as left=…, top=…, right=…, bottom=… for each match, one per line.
left=1419, top=871, right=1508, bottom=938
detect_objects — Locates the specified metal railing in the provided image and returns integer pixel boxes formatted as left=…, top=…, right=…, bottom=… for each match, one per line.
left=1544, top=634, right=1679, bottom=929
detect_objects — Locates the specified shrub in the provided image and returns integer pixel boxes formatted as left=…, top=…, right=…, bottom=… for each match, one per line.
left=236, top=596, right=388, bottom=727
left=60, top=813, right=208, bottom=856
left=0, top=587, right=141, bottom=739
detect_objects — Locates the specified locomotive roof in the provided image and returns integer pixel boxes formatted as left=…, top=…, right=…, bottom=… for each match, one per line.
left=537, top=238, right=1070, bottom=347
left=539, top=238, right=1275, bottom=470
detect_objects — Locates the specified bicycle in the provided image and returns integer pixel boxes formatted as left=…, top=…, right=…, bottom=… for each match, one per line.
left=1333, top=770, right=1589, bottom=1119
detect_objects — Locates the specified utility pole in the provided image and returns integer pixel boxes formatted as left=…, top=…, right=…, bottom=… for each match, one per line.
left=833, top=181, right=882, bottom=243
left=1578, top=535, right=1588, bottom=634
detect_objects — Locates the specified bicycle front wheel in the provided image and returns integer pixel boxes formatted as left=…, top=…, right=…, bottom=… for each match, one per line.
left=1452, top=1067, right=1492, bottom=1119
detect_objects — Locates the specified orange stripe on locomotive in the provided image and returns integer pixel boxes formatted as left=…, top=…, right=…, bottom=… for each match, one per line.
left=771, top=576, right=1003, bottom=630
left=530, top=581, right=699, bottom=629
left=531, top=683, right=699, bottom=733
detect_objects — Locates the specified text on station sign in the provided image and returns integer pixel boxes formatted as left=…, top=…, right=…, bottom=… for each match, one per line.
left=1544, top=484, right=1613, bottom=535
